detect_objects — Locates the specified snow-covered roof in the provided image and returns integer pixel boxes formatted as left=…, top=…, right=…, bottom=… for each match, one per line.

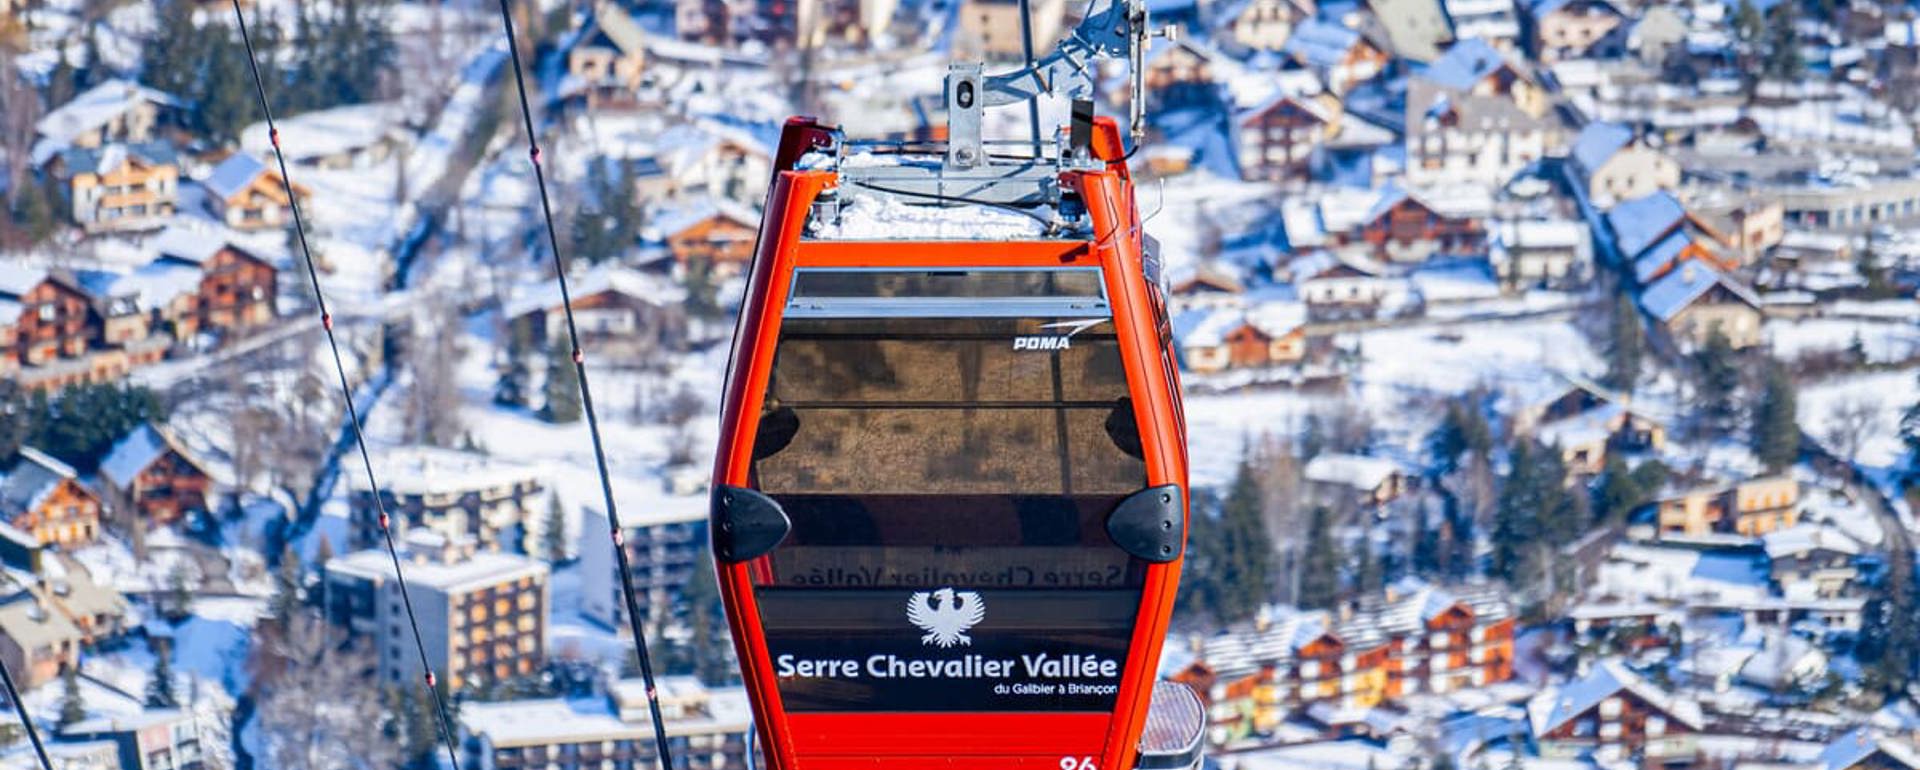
left=1303, top=453, right=1402, bottom=491
left=1527, top=660, right=1703, bottom=737
left=1534, top=402, right=1622, bottom=448
left=63, top=708, right=194, bottom=735
left=1638, top=260, right=1759, bottom=322
left=1172, top=307, right=1244, bottom=348
left=1418, top=38, right=1516, bottom=92
left=325, top=535, right=548, bottom=595
left=99, top=423, right=199, bottom=491
left=203, top=153, right=270, bottom=201
left=241, top=102, right=404, bottom=163
left=1569, top=121, right=1634, bottom=175
left=108, top=261, right=204, bottom=312
left=1605, top=190, right=1687, bottom=259
left=1738, top=633, right=1826, bottom=690
left=580, top=0, right=649, bottom=55
left=1819, top=728, right=1920, bottom=770
left=459, top=685, right=749, bottom=748
left=340, top=446, right=539, bottom=497
left=650, top=122, right=773, bottom=176
left=1763, top=524, right=1862, bottom=559
left=152, top=229, right=227, bottom=268
left=0, top=592, right=83, bottom=649
left=0, top=264, right=48, bottom=299
left=1632, top=230, right=1692, bottom=284
left=1248, top=300, right=1308, bottom=337
left=1410, top=261, right=1501, bottom=303
left=57, top=141, right=177, bottom=177
left=30, top=79, right=181, bottom=166
left=1495, top=219, right=1583, bottom=250
left=1171, top=302, right=1306, bottom=348
left=646, top=195, right=761, bottom=240
left=0, top=299, right=20, bottom=328
left=503, top=265, right=686, bottom=321
left=0, top=448, right=80, bottom=516
left=1282, top=19, right=1365, bottom=70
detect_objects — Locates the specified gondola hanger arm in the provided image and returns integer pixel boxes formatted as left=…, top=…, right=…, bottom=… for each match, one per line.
left=945, top=0, right=1174, bottom=168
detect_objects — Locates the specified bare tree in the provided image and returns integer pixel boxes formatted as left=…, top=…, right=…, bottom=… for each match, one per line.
left=401, top=296, right=468, bottom=447
left=1252, top=433, right=1306, bottom=604
left=1822, top=397, right=1881, bottom=467
left=663, top=384, right=706, bottom=466
left=251, top=613, right=402, bottom=770
left=0, top=45, right=42, bottom=225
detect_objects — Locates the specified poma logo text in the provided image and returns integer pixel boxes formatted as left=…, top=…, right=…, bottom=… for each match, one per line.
left=1013, top=335, right=1073, bottom=351
left=1012, top=319, right=1106, bottom=351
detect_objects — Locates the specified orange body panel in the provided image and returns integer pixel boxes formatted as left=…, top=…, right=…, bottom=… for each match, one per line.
left=711, top=125, right=1188, bottom=770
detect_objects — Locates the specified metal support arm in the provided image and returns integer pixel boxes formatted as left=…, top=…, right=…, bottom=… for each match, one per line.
left=945, top=0, right=1169, bottom=167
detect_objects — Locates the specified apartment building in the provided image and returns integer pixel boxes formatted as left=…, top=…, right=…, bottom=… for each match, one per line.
left=345, top=447, right=544, bottom=552
left=60, top=709, right=209, bottom=770
left=1176, top=581, right=1515, bottom=745
left=324, top=530, right=550, bottom=692
left=1654, top=476, right=1800, bottom=538
left=460, top=677, right=752, bottom=770
left=578, top=505, right=707, bottom=630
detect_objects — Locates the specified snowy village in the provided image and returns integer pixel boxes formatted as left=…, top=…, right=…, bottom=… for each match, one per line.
left=0, top=0, right=1918, bottom=767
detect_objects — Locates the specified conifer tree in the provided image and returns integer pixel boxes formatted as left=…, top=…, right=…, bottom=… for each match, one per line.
left=1216, top=458, right=1277, bottom=621
left=1355, top=533, right=1382, bottom=595
left=1605, top=293, right=1645, bottom=392
left=145, top=643, right=177, bottom=708
left=142, top=0, right=200, bottom=98
left=1763, top=3, right=1802, bottom=79
left=1693, top=327, right=1742, bottom=433
left=1492, top=442, right=1542, bottom=582
left=58, top=666, right=85, bottom=727
left=1297, top=506, right=1342, bottom=609
left=542, top=491, right=568, bottom=563
left=1752, top=362, right=1800, bottom=472
left=542, top=335, right=582, bottom=423
left=1411, top=501, right=1439, bottom=576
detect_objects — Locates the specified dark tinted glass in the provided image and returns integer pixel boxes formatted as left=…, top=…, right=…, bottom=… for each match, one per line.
left=748, top=308, right=1147, bottom=713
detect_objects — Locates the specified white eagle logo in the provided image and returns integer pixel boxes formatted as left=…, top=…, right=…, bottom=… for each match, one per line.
left=906, top=587, right=985, bottom=648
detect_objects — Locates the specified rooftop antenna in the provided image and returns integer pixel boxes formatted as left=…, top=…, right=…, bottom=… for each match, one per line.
left=944, top=0, right=1173, bottom=168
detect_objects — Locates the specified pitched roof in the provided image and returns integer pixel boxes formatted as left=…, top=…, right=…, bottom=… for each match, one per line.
left=1821, top=728, right=1920, bottom=770
left=99, top=423, right=202, bottom=491
left=56, top=141, right=178, bottom=178
left=646, top=196, right=761, bottom=240
left=1372, top=0, right=1455, bottom=61
left=1282, top=19, right=1365, bottom=70
left=584, top=0, right=648, bottom=55
left=1303, top=453, right=1402, bottom=491
left=204, top=153, right=270, bottom=201
left=1605, top=190, right=1687, bottom=259
left=30, top=79, right=182, bottom=166
left=0, top=264, right=48, bottom=299
left=1418, top=38, right=1514, bottom=91
left=1637, top=260, right=1759, bottom=322
left=1570, top=121, right=1634, bottom=176
left=1527, top=660, right=1704, bottom=737
left=504, top=265, right=686, bottom=321
left=108, top=261, right=205, bottom=312
left=0, top=592, right=84, bottom=650
left=1172, top=307, right=1247, bottom=348
left=0, top=448, right=81, bottom=516
left=1763, top=524, right=1863, bottom=560
left=1632, top=230, right=1693, bottom=284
